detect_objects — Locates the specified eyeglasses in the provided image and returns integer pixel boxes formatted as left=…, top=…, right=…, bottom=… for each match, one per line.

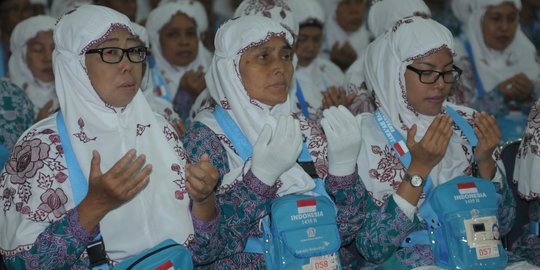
left=85, top=46, right=148, bottom=64
left=406, top=65, right=462, bottom=84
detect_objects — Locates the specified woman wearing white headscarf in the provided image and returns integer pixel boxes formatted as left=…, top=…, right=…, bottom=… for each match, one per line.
left=49, top=0, right=91, bottom=18
left=0, top=5, right=222, bottom=268
left=322, top=0, right=371, bottom=71
left=344, top=0, right=432, bottom=115
left=346, top=16, right=516, bottom=268
left=452, top=0, right=540, bottom=139
left=146, top=1, right=212, bottom=122
left=511, top=100, right=540, bottom=267
left=182, top=15, right=368, bottom=269
left=288, top=0, right=346, bottom=121
left=8, top=15, right=57, bottom=121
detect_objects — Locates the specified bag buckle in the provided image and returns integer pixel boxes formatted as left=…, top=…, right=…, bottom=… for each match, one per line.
left=87, top=239, right=109, bottom=268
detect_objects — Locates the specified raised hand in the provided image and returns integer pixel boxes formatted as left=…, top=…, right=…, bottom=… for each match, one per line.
left=321, top=86, right=357, bottom=109
left=499, top=73, right=533, bottom=102
left=251, top=116, right=303, bottom=186
left=179, top=66, right=206, bottom=97
left=78, top=149, right=152, bottom=231
left=321, top=106, right=361, bottom=176
left=187, top=154, right=219, bottom=221
left=473, top=112, right=500, bottom=179
left=406, top=115, right=453, bottom=176
left=330, top=41, right=357, bottom=71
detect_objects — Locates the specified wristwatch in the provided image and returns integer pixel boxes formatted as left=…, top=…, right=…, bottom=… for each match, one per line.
left=404, top=173, right=424, bottom=188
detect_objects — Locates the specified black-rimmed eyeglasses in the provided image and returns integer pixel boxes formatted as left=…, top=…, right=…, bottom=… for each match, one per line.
left=85, top=46, right=148, bottom=64
left=406, top=65, right=462, bottom=84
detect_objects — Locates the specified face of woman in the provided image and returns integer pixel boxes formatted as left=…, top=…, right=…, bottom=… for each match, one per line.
left=85, top=28, right=144, bottom=107
left=239, top=36, right=294, bottom=107
left=159, top=13, right=199, bottom=67
left=295, top=26, right=323, bottom=67
left=481, top=2, right=519, bottom=51
left=404, top=48, right=454, bottom=116
left=26, top=30, right=54, bottom=83
left=336, top=0, right=365, bottom=32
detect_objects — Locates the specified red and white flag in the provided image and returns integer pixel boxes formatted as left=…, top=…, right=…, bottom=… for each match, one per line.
left=154, top=260, right=174, bottom=270
left=393, top=140, right=408, bottom=156
left=457, top=182, right=478, bottom=194
left=297, top=198, right=317, bottom=214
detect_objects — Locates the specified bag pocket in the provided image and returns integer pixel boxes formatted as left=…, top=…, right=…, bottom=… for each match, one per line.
left=113, top=239, right=193, bottom=270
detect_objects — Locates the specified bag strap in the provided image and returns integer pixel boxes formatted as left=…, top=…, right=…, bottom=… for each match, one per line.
left=460, top=34, right=486, bottom=98
left=295, top=79, right=311, bottom=119
left=56, top=113, right=110, bottom=270
left=148, top=55, right=172, bottom=102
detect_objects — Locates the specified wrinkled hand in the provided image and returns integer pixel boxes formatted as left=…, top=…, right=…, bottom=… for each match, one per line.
left=473, top=112, right=500, bottom=163
left=186, top=154, right=219, bottom=203
left=86, top=149, right=152, bottom=213
left=179, top=66, right=206, bottom=97
left=330, top=41, right=357, bottom=71
left=322, top=86, right=356, bottom=109
left=499, top=73, right=533, bottom=102
left=407, top=115, right=453, bottom=175
left=252, top=116, right=303, bottom=185
left=36, top=100, right=54, bottom=122
left=321, top=105, right=361, bottom=176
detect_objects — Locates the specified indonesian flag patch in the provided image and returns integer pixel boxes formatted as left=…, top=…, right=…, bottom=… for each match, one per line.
left=458, top=182, right=478, bottom=194
left=154, top=260, right=174, bottom=270
left=297, top=198, right=317, bottom=214
left=393, top=140, right=408, bottom=156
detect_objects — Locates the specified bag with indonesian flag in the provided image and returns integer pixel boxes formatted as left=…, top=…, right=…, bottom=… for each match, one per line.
left=425, top=176, right=508, bottom=269
left=266, top=193, right=341, bottom=270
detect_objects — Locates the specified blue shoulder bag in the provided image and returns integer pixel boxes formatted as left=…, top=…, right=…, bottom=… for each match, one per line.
left=213, top=106, right=342, bottom=270
left=56, top=113, right=193, bottom=270
left=375, top=107, right=507, bottom=269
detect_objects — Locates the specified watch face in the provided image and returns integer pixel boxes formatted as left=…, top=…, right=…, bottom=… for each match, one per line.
left=411, top=175, right=423, bottom=187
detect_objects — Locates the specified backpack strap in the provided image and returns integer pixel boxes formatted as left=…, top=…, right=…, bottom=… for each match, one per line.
left=56, top=113, right=110, bottom=270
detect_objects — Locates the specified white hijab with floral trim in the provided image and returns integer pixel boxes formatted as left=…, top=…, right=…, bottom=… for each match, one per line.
left=145, top=2, right=212, bottom=99
left=357, top=17, right=503, bottom=205
left=367, top=0, right=431, bottom=37
left=8, top=15, right=58, bottom=116
left=195, top=15, right=317, bottom=196
left=322, top=0, right=371, bottom=57
left=514, top=100, right=540, bottom=199
left=457, top=0, right=540, bottom=93
left=1, top=5, right=194, bottom=261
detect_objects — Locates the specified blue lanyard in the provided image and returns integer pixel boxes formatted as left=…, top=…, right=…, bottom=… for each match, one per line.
left=374, top=110, right=433, bottom=195
left=57, top=113, right=110, bottom=270
left=148, top=55, right=172, bottom=102
left=295, top=79, right=311, bottom=119
left=0, top=42, right=6, bottom=78
left=461, top=35, right=486, bottom=97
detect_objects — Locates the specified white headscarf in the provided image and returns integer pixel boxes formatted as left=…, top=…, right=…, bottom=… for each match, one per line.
left=234, top=0, right=299, bottom=37
left=358, top=16, right=483, bottom=204
left=450, top=0, right=473, bottom=24
left=49, top=0, right=92, bottom=18
left=53, top=5, right=193, bottom=261
left=514, top=100, right=540, bottom=199
left=322, top=0, right=370, bottom=56
left=367, top=0, right=431, bottom=37
left=458, top=0, right=540, bottom=93
left=289, top=0, right=344, bottom=115
left=8, top=15, right=58, bottom=115
left=195, top=15, right=315, bottom=196
left=145, top=2, right=212, bottom=99
left=289, top=0, right=325, bottom=27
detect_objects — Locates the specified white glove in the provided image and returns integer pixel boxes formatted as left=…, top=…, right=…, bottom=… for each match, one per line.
left=321, top=105, right=362, bottom=176
left=252, top=116, right=303, bottom=186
